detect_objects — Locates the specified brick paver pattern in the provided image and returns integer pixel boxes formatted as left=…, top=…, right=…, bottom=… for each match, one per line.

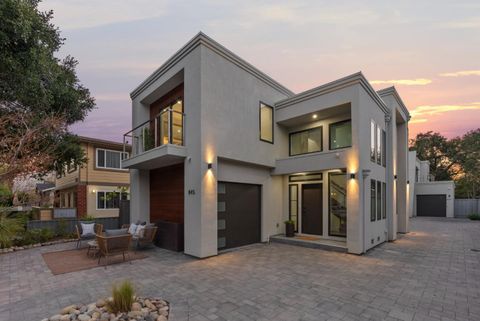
left=1, top=217, right=479, bottom=321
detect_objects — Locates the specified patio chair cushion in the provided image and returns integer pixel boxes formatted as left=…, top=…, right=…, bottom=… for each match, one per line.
left=128, top=223, right=138, bottom=235
left=105, top=228, right=128, bottom=236
left=135, top=225, right=146, bottom=237
left=81, top=223, right=95, bottom=236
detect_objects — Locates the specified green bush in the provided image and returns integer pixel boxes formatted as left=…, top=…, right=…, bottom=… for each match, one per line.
left=0, top=184, right=13, bottom=207
left=107, top=280, right=135, bottom=313
left=82, top=215, right=96, bottom=222
left=0, top=214, right=23, bottom=248
left=468, top=213, right=480, bottom=220
left=55, top=218, right=68, bottom=237
left=14, top=228, right=54, bottom=246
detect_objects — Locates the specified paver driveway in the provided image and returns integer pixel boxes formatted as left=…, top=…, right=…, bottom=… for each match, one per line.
left=1, top=217, right=479, bottom=321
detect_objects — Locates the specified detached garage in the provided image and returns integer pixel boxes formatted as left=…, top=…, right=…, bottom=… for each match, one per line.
left=414, top=181, right=455, bottom=218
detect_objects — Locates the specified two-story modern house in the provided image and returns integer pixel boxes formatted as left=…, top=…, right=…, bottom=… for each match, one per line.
left=55, top=136, right=130, bottom=218
left=123, top=32, right=410, bottom=258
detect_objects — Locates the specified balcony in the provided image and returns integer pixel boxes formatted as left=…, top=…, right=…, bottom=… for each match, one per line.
left=122, top=108, right=187, bottom=170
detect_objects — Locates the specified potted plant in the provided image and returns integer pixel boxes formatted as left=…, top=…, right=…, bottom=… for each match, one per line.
left=284, top=220, right=295, bottom=237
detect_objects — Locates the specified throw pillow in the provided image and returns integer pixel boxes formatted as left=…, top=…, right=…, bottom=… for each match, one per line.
left=81, top=223, right=95, bottom=236
left=128, top=223, right=138, bottom=235
left=135, top=225, right=146, bottom=238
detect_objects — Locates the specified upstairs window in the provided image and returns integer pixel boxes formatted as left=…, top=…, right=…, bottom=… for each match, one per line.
left=259, top=102, right=274, bottom=143
left=289, top=127, right=322, bottom=156
left=370, top=120, right=376, bottom=162
left=96, top=148, right=129, bottom=170
left=329, top=120, right=351, bottom=150
left=382, top=129, right=386, bottom=167
left=376, top=126, right=381, bottom=165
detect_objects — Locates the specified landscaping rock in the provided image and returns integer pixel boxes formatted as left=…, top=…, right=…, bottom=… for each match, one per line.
left=50, top=315, right=63, bottom=321
left=61, top=305, right=77, bottom=314
left=96, top=299, right=106, bottom=308
left=78, top=314, right=91, bottom=321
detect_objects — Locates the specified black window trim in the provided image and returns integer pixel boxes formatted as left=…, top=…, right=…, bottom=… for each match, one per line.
left=288, top=184, right=299, bottom=232
left=288, top=126, right=323, bottom=156
left=289, top=172, right=323, bottom=182
left=259, top=101, right=274, bottom=144
left=328, top=170, right=347, bottom=237
left=329, top=119, right=352, bottom=150
left=371, top=179, right=376, bottom=222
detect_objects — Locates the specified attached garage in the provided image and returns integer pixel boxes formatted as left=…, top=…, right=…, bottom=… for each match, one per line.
left=416, top=194, right=446, bottom=217
left=217, top=182, right=261, bottom=250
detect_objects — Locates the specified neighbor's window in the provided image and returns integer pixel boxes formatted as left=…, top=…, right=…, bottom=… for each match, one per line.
left=370, top=120, right=376, bottom=162
left=96, top=148, right=129, bottom=170
left=376, top=126, right=381, bottom=165
left=260, top=102, right=273, bottom=143
left=97, top=191, right=127, bottom=209
left=290, top=127, right=322, bottom=156
left=370, top=179, right=376, bottom=221
left=330, top=120, right=351, bottom=150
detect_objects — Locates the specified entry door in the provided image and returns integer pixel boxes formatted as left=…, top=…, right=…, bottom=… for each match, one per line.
left=301, top=183, right=323, bottom=235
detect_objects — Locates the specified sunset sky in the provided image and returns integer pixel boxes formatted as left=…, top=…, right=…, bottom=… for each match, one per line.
left=39, top=0, right=480, bottom=142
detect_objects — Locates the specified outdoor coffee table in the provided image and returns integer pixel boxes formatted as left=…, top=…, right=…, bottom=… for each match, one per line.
left=87, top=240, right=99, bottom=257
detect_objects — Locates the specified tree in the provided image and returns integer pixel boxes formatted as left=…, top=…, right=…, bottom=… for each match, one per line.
left=0, top=0, right=94, bottom=183
left=455, top=129, right=480, bottom=198
left=409, top=131, right=460, bottom=181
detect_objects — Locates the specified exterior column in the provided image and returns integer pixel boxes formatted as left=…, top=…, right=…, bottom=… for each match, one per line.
left=386, top=112, right=397, bottom=241
left=396, top=121, right=409, bottom=233
left=130, top=169, right=150, bottom=223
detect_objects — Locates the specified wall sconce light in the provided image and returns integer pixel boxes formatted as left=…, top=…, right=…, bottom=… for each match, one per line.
left=207, top=163, right=213, bottom=170
left=394, top=175, right=398, bottom=180
left=92, top=189, right=96, bottom=193
left=349, top=173, right=356, bottom=179
left=407, top=180, right=410, bottom=184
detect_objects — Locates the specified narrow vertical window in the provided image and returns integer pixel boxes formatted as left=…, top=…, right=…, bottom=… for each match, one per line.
left=382, top=129, right=386, bottom=167
left=376, top=126, right=381, bottom=165
left=370, top=179, right=376, bottom=221
left=370, top=121, right=376, bottom=162
left=289, top=185, right=298, bottom=232
left=97, top=191, right=105, bottom=209
left=260, top=102, right=273, bottom=143
left=329, top=172, right=347, bottom=237
left=97, top=149, right=105, bottom=167
left=382, top=182, right=386, bottom=219
left=377, top=180, right=382, bottom=220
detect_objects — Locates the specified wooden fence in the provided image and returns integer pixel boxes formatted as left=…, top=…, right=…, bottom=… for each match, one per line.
left=27, top=217, right=119, bottom=234
left=454, top=199, right=480, bottom=218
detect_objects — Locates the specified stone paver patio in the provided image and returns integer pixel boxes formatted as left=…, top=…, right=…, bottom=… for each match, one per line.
left=1, top=217, right=479, bottom=321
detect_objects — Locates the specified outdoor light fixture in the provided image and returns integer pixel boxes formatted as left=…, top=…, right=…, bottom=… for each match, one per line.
left=349, top=173, right=356, bottom=179
left=394, top=175, right=398, bottom=179
left=312, top=114, right=318, bottom=119
left=407, top=180, right=410, bottom=184
left=207, top=163, right=213, bottom=169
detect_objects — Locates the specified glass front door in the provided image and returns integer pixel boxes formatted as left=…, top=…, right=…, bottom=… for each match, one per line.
left=328, top=172, right=347, bottom=237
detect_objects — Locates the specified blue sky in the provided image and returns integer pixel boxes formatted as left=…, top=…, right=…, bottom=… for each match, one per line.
left=39, top=0, right=480, bottom=142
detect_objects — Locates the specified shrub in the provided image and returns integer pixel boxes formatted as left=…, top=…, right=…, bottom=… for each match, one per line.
left=0, top=184, right=13, bottom=207
left=107, top=280, right=135, bottom=313
left=56, top=218, right=68, bottom=237
left=0, top=214, right=23, bottom=248
left=82, top=215, right=96, bottom=222
left=14, top=228, right=54, bottom=246
left=468, top=213, right=480, bottom=220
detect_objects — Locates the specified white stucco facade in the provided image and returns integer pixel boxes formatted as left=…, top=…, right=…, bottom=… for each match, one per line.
left=124, top=32, right=411, bottom=258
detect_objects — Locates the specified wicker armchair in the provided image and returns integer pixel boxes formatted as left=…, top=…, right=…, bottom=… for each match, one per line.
left=122, top=224, right=158, bottom=252
left=95, top=233, right=132, bottom=267
left=75, top=222, right=103, bottom=249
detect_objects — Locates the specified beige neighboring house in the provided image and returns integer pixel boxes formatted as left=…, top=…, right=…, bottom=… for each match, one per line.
left=55, top=136, right=130, bottom=218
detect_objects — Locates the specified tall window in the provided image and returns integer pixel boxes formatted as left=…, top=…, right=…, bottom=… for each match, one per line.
left=376, top=180, right=382, bottom=220
left=289, top=127, right=322, bottom=155
left=96, top=149, right=129, bottom=170
left=329, top=120, right=352, bottom=150
left=376, top=126, right=381, bottom=165
left=259, top=102, right=273, bottom=143
left=329, top=172, right=347, bottom=237
left=370, top=180, right=376, bottom=221
left=289, top=185, right=298, bottom=232
left=382, top=182, right=386, bottom=219
left=381, top=129, right=386, bottom=167
left=370, top=121, right=376, bottom=161
left=97, top=191, right=127, bottom=209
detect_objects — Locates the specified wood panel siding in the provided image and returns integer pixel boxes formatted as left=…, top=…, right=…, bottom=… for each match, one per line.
left=150, top=83, right=184, bottom=120
left=150, top=163, right=184, bottom=224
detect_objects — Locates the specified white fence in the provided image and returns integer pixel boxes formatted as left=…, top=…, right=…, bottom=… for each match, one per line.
left=454, top=199, right=480, bottom=218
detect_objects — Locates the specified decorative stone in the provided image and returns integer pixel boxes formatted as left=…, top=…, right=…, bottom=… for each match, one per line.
left=78, top=314, right=91, bottom=321
left=60, top=314, right=71, bottom=321
left=61, top=305, right=78, bottom=314
left=131, top=302, right=142, bottom=311
left=50, top=315, right=63, bottom=321
left=156, top=316, right=167, bottom=321
left=96, top=299, right=106, bottom=307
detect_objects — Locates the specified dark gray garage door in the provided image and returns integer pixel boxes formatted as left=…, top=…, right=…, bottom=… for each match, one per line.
left=417, top=195, right=446, bottom=217
left=217, top=182, right=261, bottom=250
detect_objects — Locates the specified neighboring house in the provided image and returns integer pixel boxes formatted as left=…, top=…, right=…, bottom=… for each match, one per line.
left=12, top=172, right=55, bottom=207
left=55, top=136, right=130, bottom=218
left=123, top=32, right=410, bottom=258
left=407, top=150, right=455, bottom=218
left=35, top=182, right=55, bottom=207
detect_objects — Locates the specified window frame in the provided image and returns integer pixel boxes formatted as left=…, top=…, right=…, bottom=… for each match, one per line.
left=328, top=171, right=347, bottom=237
left=289, top=126, right=323, bottom=156
left=370, top=179, right=376, bottom=222
left=288, top=184, right=299, bottom=232
left=376, top=126, right=381, bottom=165
left=96, top=190, right=124, bottom=210
left=381, top=129, right=386, bottom=167
left=95, top=148, right=129, bottom=171
left=329, top=119, right=352, bottom=150
left=370, top=120, right=376, bottom=162
left=382, top=182, right=387, bottom=219
left=376, top=180, right=382, bottom=220
left=259, top=101, right=274, bottom=144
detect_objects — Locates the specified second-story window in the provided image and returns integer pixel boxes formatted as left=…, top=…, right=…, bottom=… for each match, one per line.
left=96, top=148, right=129, bottom=170
left=259, top=102, right=273, bottom=143
left=290, top=127, right=322, bottom=156
left=329, top=120, right=351, bottom=150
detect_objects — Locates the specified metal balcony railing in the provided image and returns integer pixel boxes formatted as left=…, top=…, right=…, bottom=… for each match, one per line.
left=123, top=108, right=185, bottom=157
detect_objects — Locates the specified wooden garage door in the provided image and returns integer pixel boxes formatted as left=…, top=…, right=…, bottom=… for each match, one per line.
left=417, top=195, right=446, bottom=217
left=217, top=182, right=261, bottom=250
